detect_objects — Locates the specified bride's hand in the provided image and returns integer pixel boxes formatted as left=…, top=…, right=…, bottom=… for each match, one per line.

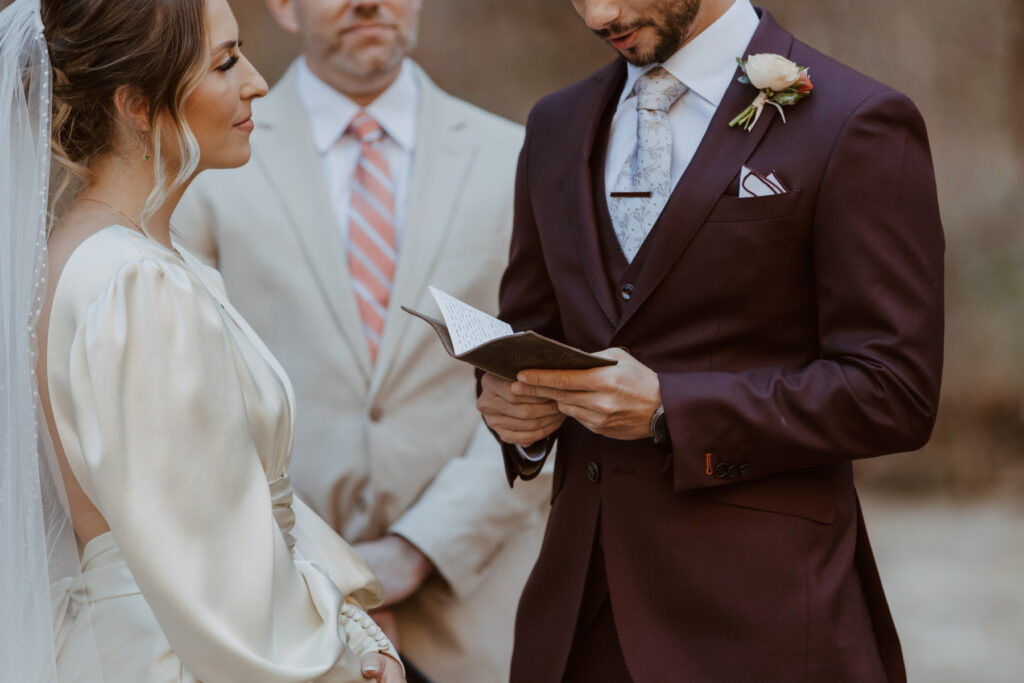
left=360, top=652, right=406, bottom=682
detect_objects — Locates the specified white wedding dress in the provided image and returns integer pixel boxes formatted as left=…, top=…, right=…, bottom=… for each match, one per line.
left=45, top=224, right=397, bottom=682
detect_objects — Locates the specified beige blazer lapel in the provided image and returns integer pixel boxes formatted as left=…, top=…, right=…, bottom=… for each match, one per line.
left=368, top=66, right=476, bottom=401
left=253, top=65, right=372, bottom=381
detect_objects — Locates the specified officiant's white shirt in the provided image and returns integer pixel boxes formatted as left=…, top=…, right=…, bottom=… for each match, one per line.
left=297, top=57, right=419, bottom=250
left=604, top=0, right=759, bottom=195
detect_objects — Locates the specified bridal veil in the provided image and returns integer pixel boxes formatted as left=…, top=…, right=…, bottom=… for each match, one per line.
left=0, top=0, right=104, bottom=680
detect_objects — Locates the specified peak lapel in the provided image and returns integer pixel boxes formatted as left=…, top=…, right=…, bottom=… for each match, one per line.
left=614, top=11, right=795, bottom=334
left=564, top=60, right=629, bottom=325
left=367, top=67, right=474, bottom=402
left=253, top=66, right=372, bottom=381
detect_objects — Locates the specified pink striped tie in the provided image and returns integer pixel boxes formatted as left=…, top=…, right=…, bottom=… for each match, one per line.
left=347, top=112, right=396, bottom=365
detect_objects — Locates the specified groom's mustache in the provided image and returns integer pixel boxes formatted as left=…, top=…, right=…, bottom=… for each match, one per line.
left=593, top=18, right=656, bottom=40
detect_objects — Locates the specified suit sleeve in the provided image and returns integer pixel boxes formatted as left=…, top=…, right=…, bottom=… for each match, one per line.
left=391, top=122, right=553, bottom=596
left=388, top=420, right=550, bottom=599
left=477, top=105, right=566, bottom=484
left=661, top=90, right=945, bottom=491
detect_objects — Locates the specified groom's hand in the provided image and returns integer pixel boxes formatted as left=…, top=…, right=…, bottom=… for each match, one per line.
left=512, top=347, right=662, bottom=441
left=477, top=372, right=566, bottom=447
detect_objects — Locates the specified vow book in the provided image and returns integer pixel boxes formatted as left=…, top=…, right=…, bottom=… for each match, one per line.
left=402, top=287, right=616, bottom=382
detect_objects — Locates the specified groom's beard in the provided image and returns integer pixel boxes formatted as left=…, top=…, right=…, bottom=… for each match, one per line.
left=595, top=0, right=703, bottom=66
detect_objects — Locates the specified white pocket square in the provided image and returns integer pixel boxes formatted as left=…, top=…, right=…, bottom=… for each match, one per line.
left=739, top=165, right=788, bottom=198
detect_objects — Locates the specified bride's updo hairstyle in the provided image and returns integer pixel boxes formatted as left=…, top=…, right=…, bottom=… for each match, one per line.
left=41, top=0, right=208, bottom=228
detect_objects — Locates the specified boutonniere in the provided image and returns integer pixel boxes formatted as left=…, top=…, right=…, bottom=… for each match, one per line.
left=729, top=54, right=813, bottom=132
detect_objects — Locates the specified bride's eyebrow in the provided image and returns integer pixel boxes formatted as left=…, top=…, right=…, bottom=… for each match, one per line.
left=210, top=39, right=240, bottom=54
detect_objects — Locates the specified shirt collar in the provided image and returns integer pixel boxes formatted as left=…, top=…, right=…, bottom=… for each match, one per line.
left=619, top=0, right=759, bottom=108
left=297, top=57, right=419, bottom=154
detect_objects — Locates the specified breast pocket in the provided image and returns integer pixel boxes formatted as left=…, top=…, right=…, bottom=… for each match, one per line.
left=703, top=190, right=808, bottom=247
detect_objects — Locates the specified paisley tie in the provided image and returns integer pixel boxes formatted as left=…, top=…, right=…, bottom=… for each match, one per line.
left=609, top=67, right=688, bottom=262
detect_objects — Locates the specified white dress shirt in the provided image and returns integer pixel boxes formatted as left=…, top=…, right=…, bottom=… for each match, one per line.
left=604, top=0, right=759, bottom=199
left=297, top=57, right=419, bottom=250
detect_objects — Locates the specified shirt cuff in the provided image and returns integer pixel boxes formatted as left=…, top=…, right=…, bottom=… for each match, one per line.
left=516, top=441, right=550, bottom=462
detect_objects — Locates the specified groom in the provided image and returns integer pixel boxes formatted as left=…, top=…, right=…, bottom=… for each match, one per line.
left=476, top=0, right=943, bottom=681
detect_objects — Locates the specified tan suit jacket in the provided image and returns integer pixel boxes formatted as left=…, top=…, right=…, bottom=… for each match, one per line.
left=174, top=61, right=549, bottom=682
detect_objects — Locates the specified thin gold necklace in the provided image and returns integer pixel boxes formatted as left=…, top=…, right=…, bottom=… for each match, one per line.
left=80, top=197, right=183, bottom=260
left=80, top=196, right=144, bottom=231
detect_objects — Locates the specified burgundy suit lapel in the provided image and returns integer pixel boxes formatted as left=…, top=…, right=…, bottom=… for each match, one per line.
left=564, top=60, right=628, bottom=325
left=614, top=11, right=795, bottom=333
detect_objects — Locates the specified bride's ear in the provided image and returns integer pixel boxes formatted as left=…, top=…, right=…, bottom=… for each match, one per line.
left=113, top=84, right=153, bottom=135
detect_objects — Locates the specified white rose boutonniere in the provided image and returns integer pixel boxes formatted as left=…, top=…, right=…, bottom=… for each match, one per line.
left=729, top=53, right=814, bottom=132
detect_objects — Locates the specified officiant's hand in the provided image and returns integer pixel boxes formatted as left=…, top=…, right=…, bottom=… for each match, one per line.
left=478, top=372, right=567, bottom=447
left=512, top=347, right=662, bottom=441
left=354, top=535, right=433, bottom=608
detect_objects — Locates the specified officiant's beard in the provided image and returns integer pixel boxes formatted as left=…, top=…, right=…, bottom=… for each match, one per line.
left=321, top=28, right=418, bottom=81
left=596, top=0, right=702, bottom=66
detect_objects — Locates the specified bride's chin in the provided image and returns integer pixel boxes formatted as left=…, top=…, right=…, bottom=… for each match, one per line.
left=201, top=144, right=252, bottom=171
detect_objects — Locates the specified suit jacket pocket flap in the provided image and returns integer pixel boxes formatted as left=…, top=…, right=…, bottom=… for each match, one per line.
left=694, top=470, right=836, bottom=525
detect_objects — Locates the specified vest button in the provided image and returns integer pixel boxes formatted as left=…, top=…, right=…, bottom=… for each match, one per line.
left=586, top=461, right=601, bottom=483
left=620, top=284, right=634, bottom=301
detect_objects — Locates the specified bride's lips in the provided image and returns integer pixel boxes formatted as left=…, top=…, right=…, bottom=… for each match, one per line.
left=609, top=28, right=642, bottom=51
left=234, top=117, right=254, bottom=133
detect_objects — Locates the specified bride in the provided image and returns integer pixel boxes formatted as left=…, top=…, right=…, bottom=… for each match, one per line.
left=0, top=0, right=406, bottom=681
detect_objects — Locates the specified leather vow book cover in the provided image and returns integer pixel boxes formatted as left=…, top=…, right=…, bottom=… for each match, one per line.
left=402, top=287, right=615, bottom=382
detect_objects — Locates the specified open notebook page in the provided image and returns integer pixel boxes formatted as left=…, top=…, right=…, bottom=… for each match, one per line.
left=429, top=286, right=513, bottom=355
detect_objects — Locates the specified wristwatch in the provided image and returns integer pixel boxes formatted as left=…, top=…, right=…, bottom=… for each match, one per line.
left=650, top=404, right=670, bottom=446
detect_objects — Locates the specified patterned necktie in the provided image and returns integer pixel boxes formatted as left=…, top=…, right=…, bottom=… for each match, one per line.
left=609, top=67, right=688, bottom=262
left=347, top=112, right=396, bottom=364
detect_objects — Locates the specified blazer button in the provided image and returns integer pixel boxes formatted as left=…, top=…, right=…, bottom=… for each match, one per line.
left=739, top=464, right=752, bottom=477
left=713, top=463, right=729, bottom=480
left=727, top=464, right=740, bottom=479
left=586, top=461, right=601, bottom=483
left=620, top=284, right=634, bottom=301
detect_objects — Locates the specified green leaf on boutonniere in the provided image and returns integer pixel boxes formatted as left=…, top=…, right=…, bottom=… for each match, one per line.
left=773, top=91, right=802, bottom=106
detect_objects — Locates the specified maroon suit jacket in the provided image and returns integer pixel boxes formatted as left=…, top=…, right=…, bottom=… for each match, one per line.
left=493, top=9, right=943, bottom=683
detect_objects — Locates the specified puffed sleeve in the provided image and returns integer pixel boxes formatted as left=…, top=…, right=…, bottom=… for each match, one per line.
left=65, top=259, right=388, bottom=683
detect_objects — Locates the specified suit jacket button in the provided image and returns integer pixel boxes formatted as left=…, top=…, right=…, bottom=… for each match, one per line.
left=727, top=464, right=740, bottom=479
left=739, top=464, right=752, bottom=477
left=586, top=461, right=601, bottom=483
left=620, top=284, right=634, bottom=301
left=713, top=463, right=729, bottom=479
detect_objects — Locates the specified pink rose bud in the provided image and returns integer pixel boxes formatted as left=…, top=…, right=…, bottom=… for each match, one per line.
left=794, top=72, right=814, bottom=94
